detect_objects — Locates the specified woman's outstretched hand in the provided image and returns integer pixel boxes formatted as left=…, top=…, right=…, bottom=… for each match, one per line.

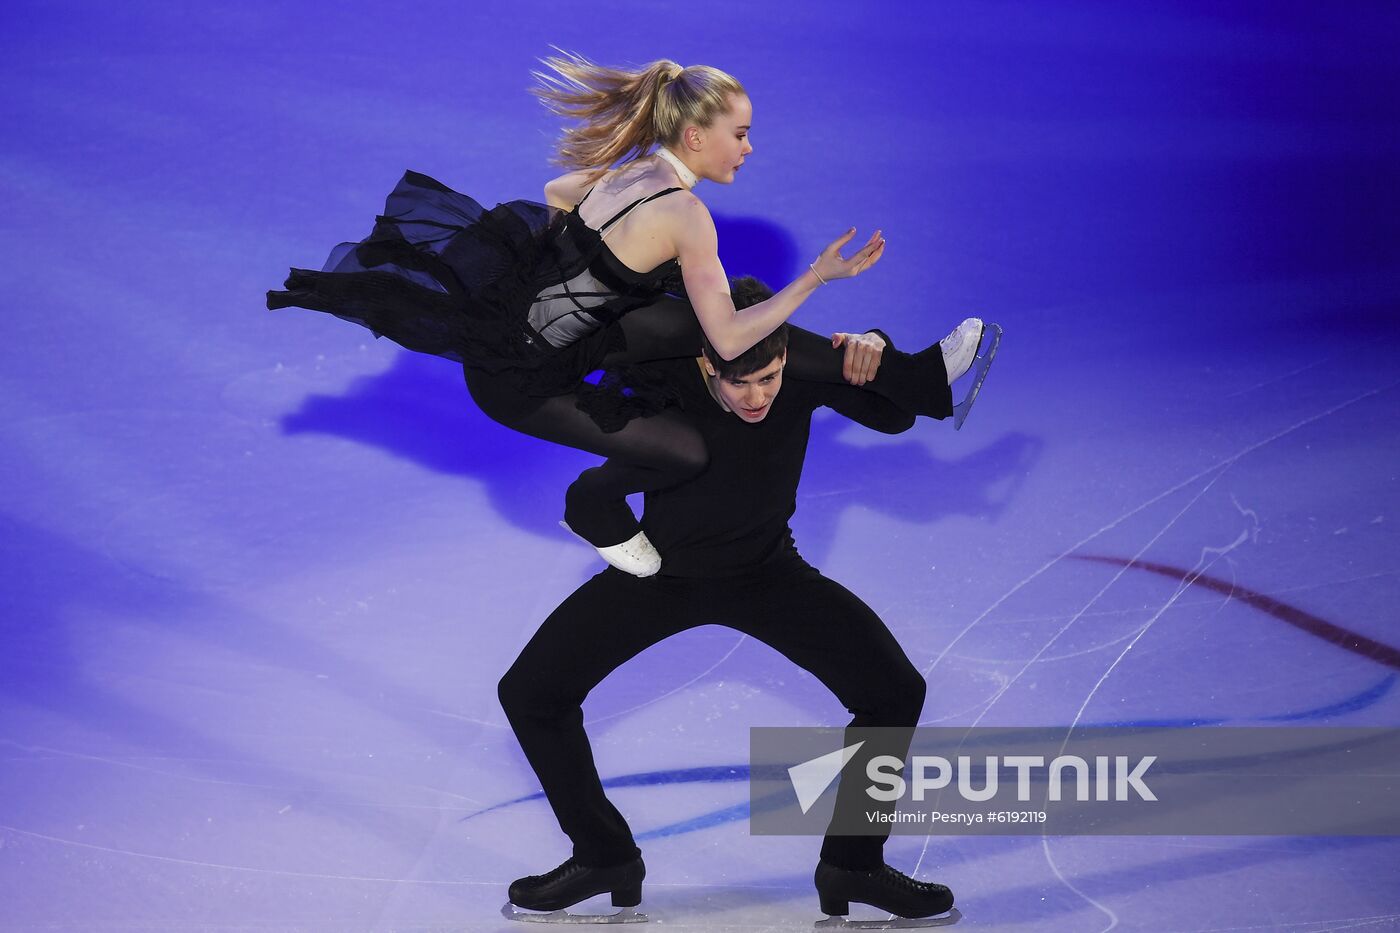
left=812, top=227, right=886, bottom=283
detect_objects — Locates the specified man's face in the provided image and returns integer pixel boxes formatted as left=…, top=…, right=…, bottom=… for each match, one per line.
left=708, top=352, right=785, bottom=423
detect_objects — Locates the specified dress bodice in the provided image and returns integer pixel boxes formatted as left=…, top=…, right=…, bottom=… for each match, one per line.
left=525, top=186, right=685, bottom=350
left=572, top=185, right=684, bottom=282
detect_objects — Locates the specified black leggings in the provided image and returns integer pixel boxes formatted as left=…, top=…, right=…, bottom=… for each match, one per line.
left=465, top=297, right=953, bottom=546
left=497, top=561, right=927, bottom=871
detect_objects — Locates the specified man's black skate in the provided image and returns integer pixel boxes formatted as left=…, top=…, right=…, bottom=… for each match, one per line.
left=814, top=860, right=954, bottom=920
left=503, top=856, right=647, bottom=923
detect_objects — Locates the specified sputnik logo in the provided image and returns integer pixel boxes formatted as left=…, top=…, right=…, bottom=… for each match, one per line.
left=788, top=741, right=865, bottom=814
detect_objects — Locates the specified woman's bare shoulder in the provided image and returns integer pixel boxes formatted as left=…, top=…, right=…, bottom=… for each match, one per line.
left=659, top=190, right=716, bottom=254
left=573, top=160, right=693, bottom=220
left=543, top=169, right=596, bottom=209
left=659, top=189, right=712, bottom=227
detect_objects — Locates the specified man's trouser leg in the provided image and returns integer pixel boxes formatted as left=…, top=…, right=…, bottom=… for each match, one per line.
left=730, top=564, right=927, bottom=870
left=498, top=569, right=698, bottom=867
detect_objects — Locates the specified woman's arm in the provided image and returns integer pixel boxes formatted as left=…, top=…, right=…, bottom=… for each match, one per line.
left=671, top=196, right=886, bottom=361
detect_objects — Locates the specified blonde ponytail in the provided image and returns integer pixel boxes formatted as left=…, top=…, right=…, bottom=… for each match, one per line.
left=532, top=49, right=746, bottom=176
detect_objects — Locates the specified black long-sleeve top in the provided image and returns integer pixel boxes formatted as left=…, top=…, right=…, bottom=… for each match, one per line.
left=638, top=357, right=915, bottom=578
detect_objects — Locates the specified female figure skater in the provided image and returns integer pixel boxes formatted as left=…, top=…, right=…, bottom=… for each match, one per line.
left=267, top=52, right=993, bottom=575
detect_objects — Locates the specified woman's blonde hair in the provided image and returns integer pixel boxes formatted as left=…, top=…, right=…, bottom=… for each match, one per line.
left=532, top=49, right=746, bottom=176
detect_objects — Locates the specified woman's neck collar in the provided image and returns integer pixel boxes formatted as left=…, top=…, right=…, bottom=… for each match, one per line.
left=655, top=147, right=699, bottom=189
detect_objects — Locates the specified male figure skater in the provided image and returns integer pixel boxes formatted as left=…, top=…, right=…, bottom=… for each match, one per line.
left=498, top=278, right=980, bottom=922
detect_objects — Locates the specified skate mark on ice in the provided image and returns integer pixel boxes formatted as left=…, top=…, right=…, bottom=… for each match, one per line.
left=944, top=470, right=1229, bottom=738
left=0, top=739, right=286, bottom=790
left=906, top=383, right=1400, bottom=930
left=976, top=480, right=1236, bottom=933
left=635, top=800, right=751, bottom=841
left=0, top=823, right=492, bottom=885
left=917, top=670, right=1012, bottom=725
left=1075, top=556, right=1400, bottom=671
left=451, top=659, right=1393, bottom=832
left=0, top=739, right=483, bottom=810
left=916, top=378, right=1398, bottom=691
left=971, top=568, right=1398, bottom=633
left=589, top=633, right=750, bottom=725
left=424, top=634, right=749, bottom=731
left=940, top=618, right=1164, bottom=665
left=454, top=663, right=1393, bottom=835
left=1253, top=672, right=1397, bottom=721
left=1202, top=917, right=1400, bottom=933
left=1077, top=671, right=1396, bottom=727
left=1060, top=527, right=1254, bottom=735
left=1024, top=498, right=1278, bottom=932
left=1295, top=918, right=1400, bottom=932
left=1040, top=506, right=1261, bottom=932
left=460, top=764, right=750, bottom=822
left=462, top=763, right=830, bottom=838
left=1219, top=356, right=1331, bottom=401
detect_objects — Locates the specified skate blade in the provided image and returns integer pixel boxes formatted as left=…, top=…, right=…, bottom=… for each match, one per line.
left=816, top=906, right=962, bottom=929
left=951, top=323, right=1002, bottom=431
left=502, top=902, right=649, bottom=924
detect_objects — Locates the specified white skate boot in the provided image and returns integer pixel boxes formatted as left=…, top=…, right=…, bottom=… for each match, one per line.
left=559, top=522, right=662, bottom=578
left=939, top=317, right=985, bottom=385
left=939, top=317, right=1003, bottom=430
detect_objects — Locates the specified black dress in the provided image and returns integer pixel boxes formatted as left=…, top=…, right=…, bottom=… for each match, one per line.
left=266, top=171, right=687, bottom=429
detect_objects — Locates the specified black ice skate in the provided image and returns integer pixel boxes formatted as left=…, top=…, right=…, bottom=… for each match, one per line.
left=502, top=856, right=648, bottom=924
left=947, top=319, right=1002, bottom=431
left=813, top=860, right=955, bottom=926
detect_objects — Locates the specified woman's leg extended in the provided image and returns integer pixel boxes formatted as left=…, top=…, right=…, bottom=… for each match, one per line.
left=465, top=365, right=708, bottom=547
left=606, top=297, right=952, bottom=419
left=783, top=326, right=953, bottom=420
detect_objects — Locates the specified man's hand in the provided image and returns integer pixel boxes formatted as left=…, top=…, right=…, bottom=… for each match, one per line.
left=831, top=330, right=887, bottom=385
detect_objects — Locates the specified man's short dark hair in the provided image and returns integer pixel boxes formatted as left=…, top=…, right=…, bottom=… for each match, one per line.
left=703, top=275, right=789, bottom=378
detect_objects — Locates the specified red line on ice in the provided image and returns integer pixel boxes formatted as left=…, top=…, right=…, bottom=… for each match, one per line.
left=1074, top=555, right=1400, bottom=671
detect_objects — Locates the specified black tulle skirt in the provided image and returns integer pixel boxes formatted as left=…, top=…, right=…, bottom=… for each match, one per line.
left=266, top=171, right=680, bottom=429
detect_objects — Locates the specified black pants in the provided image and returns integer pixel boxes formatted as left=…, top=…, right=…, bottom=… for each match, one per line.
left=497, top=560, right=928, bottom=871
left=467, top=297, right=953, bottom=546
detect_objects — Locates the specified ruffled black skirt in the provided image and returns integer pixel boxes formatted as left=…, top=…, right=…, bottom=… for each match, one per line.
left=267, top=171, right=679, bottom=429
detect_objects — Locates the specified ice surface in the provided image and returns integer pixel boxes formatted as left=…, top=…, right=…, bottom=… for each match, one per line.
left=2, top=2, right=1398, bottom=930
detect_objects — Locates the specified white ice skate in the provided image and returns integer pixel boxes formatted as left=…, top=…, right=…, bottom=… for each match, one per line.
left=559, top=522, right=662, bottom=577
left=939, top=317, right=984, bottom=385
left=941, top=318, right=1002, bottom=431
